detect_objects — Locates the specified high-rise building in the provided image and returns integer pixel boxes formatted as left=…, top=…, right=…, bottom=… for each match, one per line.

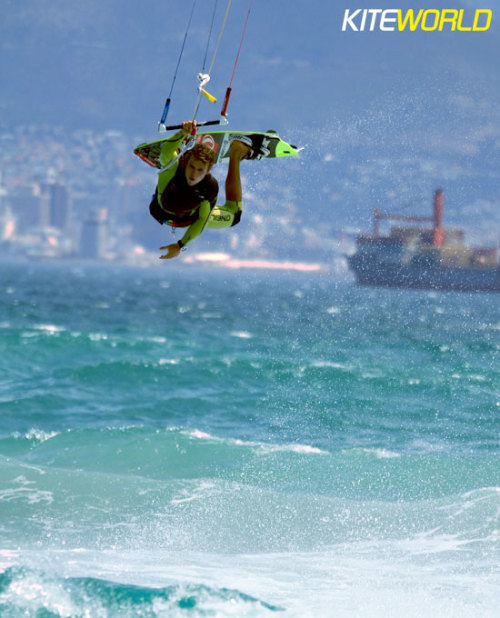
left=46, top=183, right=72, bottom=230
left=9, top=184, right=48, bottom=233
left=80, top=209, right=108, bottom=259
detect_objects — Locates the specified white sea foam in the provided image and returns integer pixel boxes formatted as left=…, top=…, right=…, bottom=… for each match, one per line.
left=143, top=335, right=167, bottom=344
left=230, top=331, right=253, bottom=339
left=0, top=486, right=53, bottom=505
left=285, top=444, right=324, bottom=455
left=13, top=429, right=59, bottom=443
left=88, top=332, right=108, bottom=341
left=171, top=481, right=218, bottom=505
left=188, top=429, right=212, bottom=440
left=395, top=531, right=473, bottom=555
left=0, top=549, right=20, bottom=570
left=33, top=324, right=65, bottom=334
left=467, top=374, right=487, bottom=382
left=0, top=569, right=76, bottom=617
left=185, top=428, right=327, bottom=455
left=362, top=448, right=401, bottom=459
left=4, top=546, right=497, bottom=618
left=326, top=306, right=340, bottom=315
left=310, top=360, right=353, bottom=371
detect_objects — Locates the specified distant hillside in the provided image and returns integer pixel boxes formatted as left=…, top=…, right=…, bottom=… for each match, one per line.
left=1, top=0, right=499, bottom=242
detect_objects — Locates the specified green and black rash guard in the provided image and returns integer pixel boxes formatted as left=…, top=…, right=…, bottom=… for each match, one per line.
left=156, top=131, right=218, bottom=248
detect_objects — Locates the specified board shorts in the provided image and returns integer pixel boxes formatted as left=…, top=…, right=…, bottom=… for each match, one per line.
left=149, top=194, right=241, bottom=229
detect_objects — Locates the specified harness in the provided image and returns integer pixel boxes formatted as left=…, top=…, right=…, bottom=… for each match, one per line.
left=149, top=193, right=197, bottom=227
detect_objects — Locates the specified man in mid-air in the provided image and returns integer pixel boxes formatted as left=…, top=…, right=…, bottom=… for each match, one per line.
left=149, top=120, right=265, bottom=259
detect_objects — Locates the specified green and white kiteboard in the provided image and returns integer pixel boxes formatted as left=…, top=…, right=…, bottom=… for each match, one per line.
left=134, top=130, right=300, bottom=169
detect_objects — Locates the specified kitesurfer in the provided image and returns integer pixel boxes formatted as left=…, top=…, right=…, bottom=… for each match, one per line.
left=150, top=120, right=261, bottom=259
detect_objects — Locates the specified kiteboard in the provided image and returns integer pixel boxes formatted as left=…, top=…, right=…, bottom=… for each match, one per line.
left=134, top=130, right=300, bottom=169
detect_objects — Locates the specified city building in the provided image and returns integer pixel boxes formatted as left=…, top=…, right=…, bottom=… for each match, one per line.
left=80, top=208, right=108, bottom=259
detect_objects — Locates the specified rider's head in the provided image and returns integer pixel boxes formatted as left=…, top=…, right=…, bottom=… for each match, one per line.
left=183, top=145, right=215, bottom=186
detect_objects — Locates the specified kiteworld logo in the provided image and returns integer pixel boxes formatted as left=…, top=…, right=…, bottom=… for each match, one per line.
left=341, top=8, right=492, bottom=31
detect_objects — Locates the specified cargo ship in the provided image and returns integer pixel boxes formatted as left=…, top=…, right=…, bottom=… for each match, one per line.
left=348, top=190, right=499, bottom=292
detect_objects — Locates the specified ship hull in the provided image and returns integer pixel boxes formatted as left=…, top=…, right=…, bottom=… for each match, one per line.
left=348, top=255, right=500, bottom=293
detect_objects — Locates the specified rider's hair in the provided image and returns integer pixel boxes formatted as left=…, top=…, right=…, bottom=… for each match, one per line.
left=184, top=144, right=216, bottom=170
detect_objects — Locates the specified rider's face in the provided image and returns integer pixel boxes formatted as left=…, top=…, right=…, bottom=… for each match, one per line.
left=185, top=157, right=209, bottom=186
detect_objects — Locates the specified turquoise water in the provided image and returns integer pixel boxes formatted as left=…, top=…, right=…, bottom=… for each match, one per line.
left=0, top=260, right=498, bottom=617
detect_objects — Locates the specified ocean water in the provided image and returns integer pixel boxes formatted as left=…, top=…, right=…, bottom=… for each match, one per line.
left=0, top=259, right=498, bottom=617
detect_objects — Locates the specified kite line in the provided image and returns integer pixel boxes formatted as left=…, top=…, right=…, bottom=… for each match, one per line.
left=158, top=0, right=253, bottom=133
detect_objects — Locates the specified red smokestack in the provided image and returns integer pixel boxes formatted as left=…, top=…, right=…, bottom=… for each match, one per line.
left=373, top=208, right=381, bottom=237
left=433, top=189, right=444, bottom=247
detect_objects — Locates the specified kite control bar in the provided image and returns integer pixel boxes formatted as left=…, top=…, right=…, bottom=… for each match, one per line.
left=159, top=117, right=229, bottom=132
